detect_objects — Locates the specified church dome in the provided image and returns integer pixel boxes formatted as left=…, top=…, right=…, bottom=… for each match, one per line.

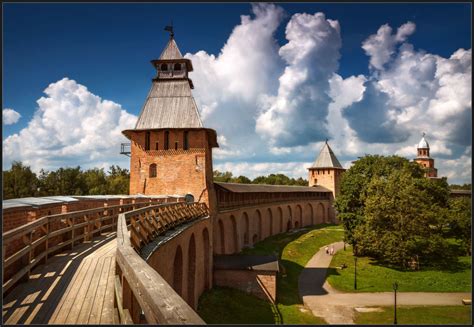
left=418, top=134, right=429, bottom=149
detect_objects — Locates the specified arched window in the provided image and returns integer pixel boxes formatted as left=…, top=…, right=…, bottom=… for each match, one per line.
left=149, top=164, right=157, bottom=178
left=174, top=63, right=181, bottom=71
left=183, top=131, right=189, bottom=150
left=164, top=131, right=169, bottom=150
left=160, top=63, right=168, bottom=71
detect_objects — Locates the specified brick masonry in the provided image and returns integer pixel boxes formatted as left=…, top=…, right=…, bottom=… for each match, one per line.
left=213, top=269, right=277, bottom=303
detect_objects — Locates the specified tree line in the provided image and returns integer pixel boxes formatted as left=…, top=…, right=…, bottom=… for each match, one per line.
left=335, top=155, right=471, bottom=269
left=3, top=161, right=130, bottom=199
left=213, top=170, right=308, bottom=186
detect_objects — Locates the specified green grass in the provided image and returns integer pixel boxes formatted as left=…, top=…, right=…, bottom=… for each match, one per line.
left=354, top=305, right=472, bottom=325
left=327, top=245, right=472, bottom=292
left=197, top=286, right=277, bottom=324
left=197, top=224, right=344, bottom=324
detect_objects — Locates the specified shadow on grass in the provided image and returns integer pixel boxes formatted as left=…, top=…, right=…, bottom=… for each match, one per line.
left=369, top=257, right=470, bottom=273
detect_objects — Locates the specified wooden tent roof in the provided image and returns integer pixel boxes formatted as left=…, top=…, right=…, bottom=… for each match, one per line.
left=214, top=182, right=331, bottom=193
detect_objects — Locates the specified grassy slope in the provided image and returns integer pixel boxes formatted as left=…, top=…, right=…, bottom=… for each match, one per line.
left=197, top=224, right=344, bottom=324
left=354, top=306, right=472, bottom=325
left=327, top=245, right=472, bottom=292
left=242, top=224, right=344, bottom=324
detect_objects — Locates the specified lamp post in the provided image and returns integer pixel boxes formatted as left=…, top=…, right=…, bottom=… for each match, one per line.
left=393, top=282, right=398, bottom=325
left=354, top=256, right=357, bottom=290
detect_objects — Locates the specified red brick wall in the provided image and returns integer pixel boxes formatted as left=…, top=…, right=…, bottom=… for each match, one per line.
left=213, top=269, right=277, bottom=303
left=146, top=218, right=213, bottom=310
left=128, top=130, right=216, bottom=210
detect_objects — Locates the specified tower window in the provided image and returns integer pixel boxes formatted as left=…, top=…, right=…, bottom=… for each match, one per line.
left=164, top=131, right=169, bottom=150
left=175, top=141, right=179, bottom=150
left=174, top=63, right=181, bottom=71
left=160, top=63, right=168, bottom=71
left=155, top=142, right=159, bottom=150
left=183, top=131, right=189, bottom=150
left=149, top=164, right=157, bottom=178
left=145, top=132, right=150, bottom=150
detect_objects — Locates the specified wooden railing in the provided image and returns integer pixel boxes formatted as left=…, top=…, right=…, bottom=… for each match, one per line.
left=1, top=199, right=176, bottom=295
left=115, top=202, right=207, bottom=324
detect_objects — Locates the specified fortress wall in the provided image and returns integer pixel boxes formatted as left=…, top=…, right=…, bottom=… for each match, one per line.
left=146, top=218, right=212, bottom=310
left=213, top=200, right=335, bottom=255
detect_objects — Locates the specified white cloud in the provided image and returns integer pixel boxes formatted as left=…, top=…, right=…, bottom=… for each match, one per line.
left=214, top=161, right=312, bottom=180
left=256, top=12, right=342, bottom=147
left=3, top=78, right=137, bottom=172
left=2, top=108, right=21, bottom=125
left=362, top=22, right=415, bottom=70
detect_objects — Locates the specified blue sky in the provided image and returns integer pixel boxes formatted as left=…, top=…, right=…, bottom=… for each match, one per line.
left=3, top=3, right=472, bottom=184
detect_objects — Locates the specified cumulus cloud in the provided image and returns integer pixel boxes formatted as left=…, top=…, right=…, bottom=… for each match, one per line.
left=2, top=108, right=21, bottom=125
left=3, top=78, right=137, bottom=172
left=256, top=12, right=342, bottom=147
left=362, top=22, right=415, bottom=70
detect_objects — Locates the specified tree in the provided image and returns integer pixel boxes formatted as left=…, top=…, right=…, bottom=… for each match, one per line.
left=355, top=167, right=452, bottom=267
left=335, top=155, right=452, bottom=268
left=106, top=165, right=130, bottom=194
left=446, top=197, right=471, bottom=255
left=335, top=155, right=424, bottom=246
left=3, top=161, right=39, bottom=199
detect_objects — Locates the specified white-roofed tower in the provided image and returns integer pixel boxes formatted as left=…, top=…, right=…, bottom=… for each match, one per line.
left=414, top=132, right=438, bottom=178
left=308, top=140, right=345, bottom=199
left=122, top=30, right=219, bottom=209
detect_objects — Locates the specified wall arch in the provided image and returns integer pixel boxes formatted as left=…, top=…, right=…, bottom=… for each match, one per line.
left=242, top=212, right=250, bottom=247
left=230, top=215, right=239, bottom=253
left=202, top=228, right=210, bottom=290
left=173, top=245, right=183, bottom=296
left=295, top=205, right=303, bottom=228
left=187, top=234, right=196, bottom=308
left=316, top=203, right=325, bottom=224
left=252, top=209, right=263, bottom=244
left=304, top=203, right=313, bottom=226
left=287, top=205, right=293, bottom=230
left=278, top=207, right=283, bottom=233
left=267, top=208, right=273, bottom=237
left=218, top=219, right=225, bottom=254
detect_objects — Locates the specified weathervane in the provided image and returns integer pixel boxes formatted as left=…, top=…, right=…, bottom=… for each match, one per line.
left=422, top=132, right=426, bottom=137
left=164, top=21, right=174, bottom=39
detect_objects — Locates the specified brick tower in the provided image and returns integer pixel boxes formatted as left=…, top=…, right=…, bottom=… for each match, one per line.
left=122, top=31, right=219, bottom=209
left=414, top=133, right=438, bottom=178
left=308, top=140, right=345, bottom=199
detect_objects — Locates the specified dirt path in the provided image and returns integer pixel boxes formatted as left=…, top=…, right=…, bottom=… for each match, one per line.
left=298, top=241, right=471, bottom=324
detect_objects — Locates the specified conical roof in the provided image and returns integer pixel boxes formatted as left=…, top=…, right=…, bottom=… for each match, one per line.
left=417, top=134, right=429, bottom=149
left=159, top=37, right=183, bottom=60
left=310, top=141, right=343, bottom=169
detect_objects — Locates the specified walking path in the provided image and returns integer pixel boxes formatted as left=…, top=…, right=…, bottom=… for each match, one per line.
left=298, top=241, right=471, bottom=324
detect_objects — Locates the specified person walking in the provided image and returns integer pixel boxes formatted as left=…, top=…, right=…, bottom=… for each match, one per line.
left=330, top=246, right=334, bottom=256
left=325, top=246, right=329, bottom=254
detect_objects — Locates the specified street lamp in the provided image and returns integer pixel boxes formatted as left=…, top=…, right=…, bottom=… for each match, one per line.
left=354, top=256, right=357, bottom=290
left=393, top=282, right=398, bottom=324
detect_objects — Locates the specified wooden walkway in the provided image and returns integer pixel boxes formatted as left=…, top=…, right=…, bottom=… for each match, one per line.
left=2, top=233, right=117, bottom=325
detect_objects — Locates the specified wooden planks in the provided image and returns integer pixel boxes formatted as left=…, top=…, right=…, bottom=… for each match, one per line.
left=2, top=234, right=117, bottom=325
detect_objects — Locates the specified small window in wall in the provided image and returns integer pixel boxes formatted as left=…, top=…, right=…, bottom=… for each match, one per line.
left=149, top=164, right=157, bottom=178
left=160, top=63, right=168, bottom=71
left=183, top=131, right=189, bottom=150
left=175, top=141, right=179, bottom=150
left=174, top=63, right=181, bottom=70
left=155, top=142, right=159, bottom=150
left=164, top=131, right=169, bottom=150
left=145, top=132, right=150, bottom=151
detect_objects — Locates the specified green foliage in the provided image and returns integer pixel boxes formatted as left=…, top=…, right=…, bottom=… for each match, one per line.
left=449, top=183, right=471, bottom=190
left=327, top=245, right=471, bottom=292
left=3, top=161, right=130, bottom=199
left=3, top=161, right=39, bottom=199
left=446, top=197, right=472, bottom=255
left=335, top=155, right=455, bottom=268
left=213, top=170, right=308, bottom=186
left=354, top=306, right=472, bottom=325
